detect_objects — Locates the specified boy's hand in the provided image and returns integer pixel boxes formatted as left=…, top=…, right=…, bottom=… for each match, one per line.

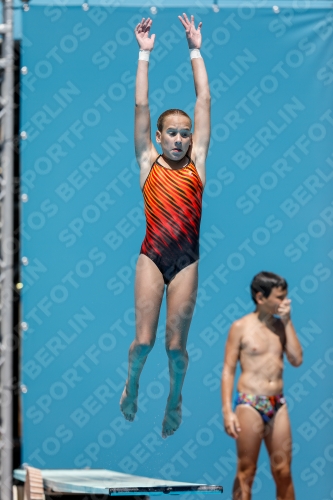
left=224, top=412, right=241, bottom=439
left=135, top=18, right=155, bottom=51
left=178, top=13, right=202, bottom=49
left=278, top=298, right=291, bottom=325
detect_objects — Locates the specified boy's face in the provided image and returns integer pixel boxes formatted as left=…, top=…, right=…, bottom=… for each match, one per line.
left=257, top=286, right=288, bottom=315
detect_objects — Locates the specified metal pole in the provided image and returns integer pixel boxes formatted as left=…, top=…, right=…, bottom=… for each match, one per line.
left=0, top=0, right=14, bottom=496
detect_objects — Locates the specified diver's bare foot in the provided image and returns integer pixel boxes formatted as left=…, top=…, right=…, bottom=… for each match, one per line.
left=162, top=397, right=182, bottom=438
left=120, top=385, right=138, bottom=422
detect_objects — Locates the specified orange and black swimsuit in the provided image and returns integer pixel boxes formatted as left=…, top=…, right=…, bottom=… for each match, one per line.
left=140, top=155, right=203, bottom=284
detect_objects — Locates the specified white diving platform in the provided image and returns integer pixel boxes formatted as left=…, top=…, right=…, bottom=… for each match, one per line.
left=13, top=468, right=223, bottom=496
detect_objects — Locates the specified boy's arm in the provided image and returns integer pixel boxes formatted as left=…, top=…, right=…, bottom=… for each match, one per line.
left=134, top=18, right=158, bottom=172
left=222, top=321, right=242, bottom=438
left=178, top=14, right=210, bottom=183
left=278, top=299, right=303, bottom=366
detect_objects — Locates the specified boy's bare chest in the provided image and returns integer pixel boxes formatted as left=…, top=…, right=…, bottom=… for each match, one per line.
left=240, top=328, right=283, bottom=357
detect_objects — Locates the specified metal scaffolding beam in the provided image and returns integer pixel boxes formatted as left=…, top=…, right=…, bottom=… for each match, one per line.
left=0, top=0, right=14, bottom=497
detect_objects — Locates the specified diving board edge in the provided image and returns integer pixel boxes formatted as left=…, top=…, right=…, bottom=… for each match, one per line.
left=109, top=485, right=223, bottom=495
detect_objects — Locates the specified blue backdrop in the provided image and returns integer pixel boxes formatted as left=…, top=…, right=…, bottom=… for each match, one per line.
left=20, top=4, right=333, bottom=499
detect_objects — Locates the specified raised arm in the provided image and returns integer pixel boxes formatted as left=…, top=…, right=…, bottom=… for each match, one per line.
left=221, top=321, right=242, bottom=439
left=278, top=299, right=303, bottom=367
left=178, top=14, right=211, bottom=183
left=134, top=18, right=158, bottom=184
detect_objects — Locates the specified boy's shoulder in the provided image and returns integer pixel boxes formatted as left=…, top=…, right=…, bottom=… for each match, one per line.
left=231, top=313, right=254, bottom=329
left=228, top=313, right=254, bottom=337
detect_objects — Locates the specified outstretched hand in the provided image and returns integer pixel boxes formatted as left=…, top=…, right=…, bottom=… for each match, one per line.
left=135, top=18, right=155, bottom=51
left=178, top=13, right=202, bottom=49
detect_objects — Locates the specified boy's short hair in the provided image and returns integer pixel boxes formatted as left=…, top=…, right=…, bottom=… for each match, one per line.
left=250, top=271, right=288, bottom=303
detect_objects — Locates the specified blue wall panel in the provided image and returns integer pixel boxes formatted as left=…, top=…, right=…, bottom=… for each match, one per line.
left=20, top=5, right=333, bottom=498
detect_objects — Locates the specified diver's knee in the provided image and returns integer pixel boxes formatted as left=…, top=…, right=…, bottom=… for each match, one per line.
left=132, top=338, right=155, bottom=356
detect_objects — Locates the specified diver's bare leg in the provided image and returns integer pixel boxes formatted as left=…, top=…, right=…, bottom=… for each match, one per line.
left=162, top=262, right=198, bottom=437
left=120, top=254, right=164, bottom=421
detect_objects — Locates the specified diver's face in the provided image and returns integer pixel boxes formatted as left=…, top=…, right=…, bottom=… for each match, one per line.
left=156, top=115, right=192, bottom=161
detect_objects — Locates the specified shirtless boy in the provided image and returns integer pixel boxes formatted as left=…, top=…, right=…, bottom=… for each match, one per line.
left=222, top=271, right=303, bottom=500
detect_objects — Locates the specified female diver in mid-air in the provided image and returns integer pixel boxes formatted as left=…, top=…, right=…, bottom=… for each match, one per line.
left=120, top=13, right=211, bottom=438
